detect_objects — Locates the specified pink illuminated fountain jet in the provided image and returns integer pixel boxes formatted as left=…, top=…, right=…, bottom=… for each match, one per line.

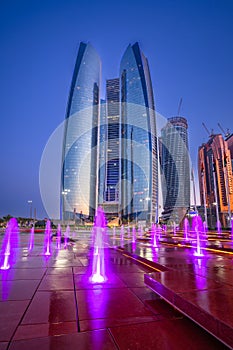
left=90, top=207, right=107, bottom=283
left=192, top=215, right=204, bottom=257
left=28, top=225, right=34, bottom=252
left=44, top=220, right=52, bottom=256
left=1, top=218, right=19, bottom=270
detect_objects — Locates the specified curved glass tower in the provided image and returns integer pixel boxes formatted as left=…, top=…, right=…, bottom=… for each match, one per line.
left=160, top=116, right=190, bottom=224
left=61, top=42, right=101, bottom=220
left=120, top=43, right=158, bottom=222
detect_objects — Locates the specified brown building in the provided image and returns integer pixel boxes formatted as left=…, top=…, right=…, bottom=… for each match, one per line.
left=198, top=134, right=233, bottom=228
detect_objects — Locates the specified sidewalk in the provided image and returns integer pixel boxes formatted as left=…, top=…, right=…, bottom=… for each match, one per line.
left=0, top=232, right=230, bottom=349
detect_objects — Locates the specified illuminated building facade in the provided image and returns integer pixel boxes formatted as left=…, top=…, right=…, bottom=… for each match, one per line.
left=120, top=43, right=158, bottom=222
left=62, top=42, right=158, bottom=223
left=61, top=42, right=101, bottom=220
left=160, top=116, right=190, bottom=224
left=198, top=134, right=233, bottom=228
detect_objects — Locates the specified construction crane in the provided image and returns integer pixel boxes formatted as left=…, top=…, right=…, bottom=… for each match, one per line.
left=202, top=122, right=211, bottom=137
left=177, top=97, right=183, bottom=116
left=217, top=123, right=230, bottom=138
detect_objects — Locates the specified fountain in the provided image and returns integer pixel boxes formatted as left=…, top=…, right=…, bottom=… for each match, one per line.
left=90, top=207, right=107, bottom=283
left=203, top=221, right=208, bottom=237
left=28, top=225, right=34, bottom=251
left=138, top=225, right=143, bottom=239
left=56, top=224, right=61, bottom=249
left=120, top=225, right=124, bottom=247
left=1, top=218, right=19, bottom=270
left=183, top=218, right=189, bottom=241
left=44, top=220, right=52, bottom=256
left=132, top=225, right=136, bottom=243
left=217, top=220, right=222, bottom=235
left=64, top=225, right=70, bottom=249
left=127, top=226, right=131, bottom=238
left=192, top=215, right=204, bottom=257
left=151, top=223, right=157, bottom=247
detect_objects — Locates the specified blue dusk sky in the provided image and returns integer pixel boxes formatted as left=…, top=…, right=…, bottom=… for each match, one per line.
left=0, top=0, right=233, bottom=218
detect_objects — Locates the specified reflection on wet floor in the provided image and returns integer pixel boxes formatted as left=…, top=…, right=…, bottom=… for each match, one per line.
left=0, top=230, right=231, bottom=349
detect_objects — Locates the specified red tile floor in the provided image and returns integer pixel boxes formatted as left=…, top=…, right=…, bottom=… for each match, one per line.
left=0, top=230, right=231, bottom=349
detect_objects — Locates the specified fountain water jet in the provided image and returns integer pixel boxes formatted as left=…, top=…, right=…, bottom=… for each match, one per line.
left=217, top=220, right=222, bottom=235
left=64, top=225, right=70, bottom=249
left=192, top=215, right=204, bottom=257
left=90, top=207, right=107, bottom=283
left=28, top=225, right=34, bottom=251
left=44, top=220, right=52, bottom=256
left=132, top=226, right=136, bottom=243
left=151, top=223, right=157, bottom=247
left=1, top=218, right=19, bottom=270
left=120, top=225, right=124, bottom=247
left=56, top=224, right=61, bottom=249
left=183, top=218, right=189, bottom=241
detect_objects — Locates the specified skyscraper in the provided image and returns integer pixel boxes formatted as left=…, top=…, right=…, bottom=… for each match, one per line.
left=198, top=133, right=233, bottom=228
left=105, top=79, right=120, bottom=203
left=61, top=42, right=101, bottom=220
left=120, top=43, right=158, bottom=223
left=61, top=42, right=158, bottom=223
left=160, top=116, right=190, bottom=224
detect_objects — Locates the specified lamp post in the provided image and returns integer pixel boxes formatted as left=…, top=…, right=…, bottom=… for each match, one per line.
left=62, top=189, right=70, bottom=225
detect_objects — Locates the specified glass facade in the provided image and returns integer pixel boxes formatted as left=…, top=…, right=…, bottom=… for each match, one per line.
left=160, top=116, right=190, bottom=223
left=120, top=43, right=158, bottom=222
left=61, top=42, right=101, bottom=220
left=105, top=78, right=120, bottom=203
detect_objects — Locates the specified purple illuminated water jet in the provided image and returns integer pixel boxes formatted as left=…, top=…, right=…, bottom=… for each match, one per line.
left=56, top=224, right=61, bottom=249
left=217, top=220, right=222, bottom=235
left=151, top=223, right=157, bottom=247
left=1, top=218, right=19, bottom=270
left=90, top=207, right=107, bottom=283
left=192, top=215, right=204, bottom=257
left=127, top=226, right=131, bottom=238
left=132, top=226, right=136, bottom=243
left=28, top=225, right=34, bottom=251
left=120, top=225, right=124, bottom=246
left=44, top=220, right=51, bottom=256
left=183, top=218, right=189, bottom=241
left=64, top=225, right=70, bottom=249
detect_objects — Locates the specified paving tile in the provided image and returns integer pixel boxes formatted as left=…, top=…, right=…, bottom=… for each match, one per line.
left=9, top=330, right=117, bottom=350
left=0, top=342, right=8, bottom=350
left=46, top=268, right=73, bottom=275
left=13, top=321, right=77, bottom=340
left=0, top=280, right=40, bottom=301
left=73, top=266, right=88, bottom=274
left=117, top=272, right=147, bottom=288
left=0, top=268, right=46, bottom=280
left=22, top=291, right=76, bottom=324
left=109, top=318, right=229, bottom=350
left=39, top=275, right=74, bottom=291
left=80, top=315, right=158, bottom=332
left=76, top=288, right=153, bottom=321
left=0, top=300, right=30, bottom=341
